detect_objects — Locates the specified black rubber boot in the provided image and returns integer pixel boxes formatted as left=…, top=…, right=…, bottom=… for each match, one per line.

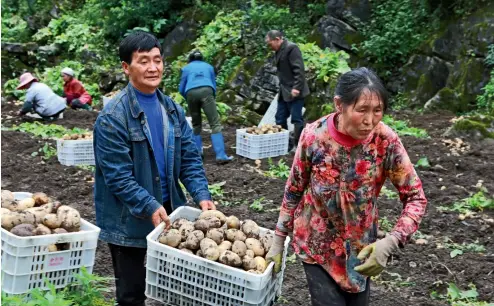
left=290, top=124, right=304, bottom=153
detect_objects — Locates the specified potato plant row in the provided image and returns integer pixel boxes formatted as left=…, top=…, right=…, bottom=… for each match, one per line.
left=1, top=190, right=82, bottom=252
left=158, top=210, right=274, bottom=274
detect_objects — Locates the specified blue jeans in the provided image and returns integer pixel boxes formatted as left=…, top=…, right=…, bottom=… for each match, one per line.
left=275, top=95, right=304, bottom=130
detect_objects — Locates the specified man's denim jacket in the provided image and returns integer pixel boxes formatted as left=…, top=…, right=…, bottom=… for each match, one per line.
left=93, top=83, right=211, bottom=248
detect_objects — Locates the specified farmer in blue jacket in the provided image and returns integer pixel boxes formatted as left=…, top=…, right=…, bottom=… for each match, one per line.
left=94, top=32, right=216, bottom=306
left=179, top=50, right=232, bottom=163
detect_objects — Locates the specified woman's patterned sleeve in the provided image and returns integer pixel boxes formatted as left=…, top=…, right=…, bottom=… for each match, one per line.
left=275, top=128, right=312, bottom=237
left=385, top=136, right=428, bottom=245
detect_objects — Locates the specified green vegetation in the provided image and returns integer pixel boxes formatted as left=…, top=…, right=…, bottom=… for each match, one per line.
left=444, top=240, right=486, bottom=258
left=431, top=283, right=492, bottom=306
left=208, top=181, right=225, bottom=198
left=249, top=197, right=265, bottom=212
left=379, top=216, right=394, bottom=232
left=265, top=158, right=290, bottom=180
left=382, top=115, right=429, bottom=138
left=438, top=190, right=494, bottom=214
left=9, top=122, right=89, bottom=139
left=416, top=157, right=431, bottom=168
left=380, top=186, right=398, bottom=200
left=31, top=143, right=57, bottom=160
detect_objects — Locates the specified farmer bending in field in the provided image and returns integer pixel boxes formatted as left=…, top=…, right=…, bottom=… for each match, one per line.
left=179, top=50, right=233, bottom=163
left=266, top=67, right=427, bottom=306
left=16, top=72, right=66, bottom=120
left=61, top=67, right=93, bottom=110
left=266, top=30, right=310, bottom=152
left=93, top=32, right=216, bottom=306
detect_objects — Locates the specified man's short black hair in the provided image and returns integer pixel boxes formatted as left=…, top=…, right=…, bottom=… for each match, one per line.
left=119, top=32, right=162, bottom=64
left=266, top=30, right=284, bottom=40
left=188, top=50, right=204, bottom=63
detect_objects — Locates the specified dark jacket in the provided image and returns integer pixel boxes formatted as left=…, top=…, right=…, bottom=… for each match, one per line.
left=94, top=83, right=211, bottom=248
left=274, top=40, right=310, bottom=101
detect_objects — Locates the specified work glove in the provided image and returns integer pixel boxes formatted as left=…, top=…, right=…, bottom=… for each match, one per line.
left=354, top=235, right=399, bottom=277
left=265, top=234, right=287, bottom=274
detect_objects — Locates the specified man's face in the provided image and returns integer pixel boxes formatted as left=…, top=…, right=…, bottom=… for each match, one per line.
left=122, top=47, right=163, bottom=93
left=265, top=36, right=282, bottom=51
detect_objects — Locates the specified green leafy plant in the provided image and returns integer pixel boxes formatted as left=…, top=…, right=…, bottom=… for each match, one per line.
left=431, top=283, right=492, bottom=306
left=249, top=197, right=265, bottom=212
left=476, top=70, right=494, bottom=114
left=216, top=102, right=232, bottom=121
left=40, top=143, right=57, bottom=160
left=416, top=157, right=430, bottom=168
left=216, top=56, right=242, bottom=89
left=265, top=158, right=290, bottom=179
left=208, top=181, right=225, bottom=197
left=299, top=43, right=350, bottom=83
left=1, top=13, right=31, bottom=42
left=372, top=271, right=415, bottom=288
left=10, top=122, right=89, bottom=139
left=77, top=165, right=96, bottom=172
left=3, top=79, right=27, bottom=100
left=438, top=190, right=494, bottom=214
left=379, top=216, right=394, bottom=232
left=382, top=115, right=429, bottom=138
left=380, top=186, right=398, bottom=199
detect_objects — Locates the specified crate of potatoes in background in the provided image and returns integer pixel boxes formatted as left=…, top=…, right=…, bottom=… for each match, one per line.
left=57, top=132, right=94, bottom=166
left=236, top=124, right=290, bottom=160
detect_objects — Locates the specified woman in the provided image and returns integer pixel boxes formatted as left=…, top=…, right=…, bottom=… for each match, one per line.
left=266, top=68, right=427, bottom=305
left=61, top=67, right=93, bottom=110
left=178, top=50, right=232, bottom=163
left=16, top=72, right=66, bottom=120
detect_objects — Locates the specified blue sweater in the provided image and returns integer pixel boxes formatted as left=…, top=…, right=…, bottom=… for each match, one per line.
left=179, top=60, right=216, bottom=97
left=134, top=87, right=169, bottom=202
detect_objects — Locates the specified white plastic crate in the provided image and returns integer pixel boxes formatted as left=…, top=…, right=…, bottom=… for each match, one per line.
left=1, top=192, right=101, bottom=295
left=259, top=94, right=306, bottom=132
left=57, top=139, right=95, bottom=166
left=145, top=206, right=290, bottom=306
left=236, top=129, right=289, bottom=160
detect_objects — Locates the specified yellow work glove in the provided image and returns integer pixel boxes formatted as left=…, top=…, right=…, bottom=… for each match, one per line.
left=354, top=235, right=400, bottom=277
left=265, top=234, right=286, bottom=274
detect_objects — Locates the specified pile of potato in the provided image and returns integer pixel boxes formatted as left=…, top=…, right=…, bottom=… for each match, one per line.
left=1, top=190, right=81, bottom=251
left=158, top=210, right=275, bottom=274
left=61, top=132, right=93, bottom=140
left=246, top=124, right=284, bottom=135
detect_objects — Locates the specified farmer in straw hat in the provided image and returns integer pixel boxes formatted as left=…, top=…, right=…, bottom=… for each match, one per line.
left=61, top=67, right=93, bottom=110
left=16, top=72, right=66, bottom=120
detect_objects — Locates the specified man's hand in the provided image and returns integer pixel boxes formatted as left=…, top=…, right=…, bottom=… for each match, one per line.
left=199, top=200, right=216, bottom=211
left=291, top=88, right=300, bottom=97
left=151, top=206, right=171, bottom=229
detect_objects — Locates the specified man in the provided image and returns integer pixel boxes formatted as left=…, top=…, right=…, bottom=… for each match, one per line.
left=16, top=72, right=66, bottom=120
left=93, top=32, right=216, bottom=306
left=265, top=30, right=309, bottom=151
left=179, top=50, right=232, bottom=162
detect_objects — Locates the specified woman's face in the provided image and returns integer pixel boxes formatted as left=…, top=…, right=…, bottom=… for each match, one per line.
left=62, top=74, right=71, bottom=82
left=335, top=90, right=384, bottom=140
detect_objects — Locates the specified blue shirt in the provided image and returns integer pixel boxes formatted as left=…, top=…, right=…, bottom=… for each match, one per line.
left=134, top=86, right=169, bottom=202
left=179, top=60, right=217, bottom=97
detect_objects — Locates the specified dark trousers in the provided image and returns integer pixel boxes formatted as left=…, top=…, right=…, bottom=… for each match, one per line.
left=70, top=99, right=92, bottom=110
left=303, top=263, right=370, bottom=306
left=186, top=86, right=222, bottom=135
left=39, top=108, right=65, bottom=121
left=108, top=244, right=147, bottom=306
left=275, top=94, right=304, bottom=129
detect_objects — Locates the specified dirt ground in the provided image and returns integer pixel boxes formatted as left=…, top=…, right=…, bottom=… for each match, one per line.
left=1, top=101, right=493, bottom=306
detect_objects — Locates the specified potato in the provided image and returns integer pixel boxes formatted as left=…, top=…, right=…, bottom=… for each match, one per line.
left=24, top=207, right=49, bottom=224
left=196, top=249, right=204, bottom=257
left=57, top=205, right=81, bottom=232
left=43, top=214, right=61, bottom=229
left=1, top=190, right=15, bottom=207
left=184, top=230, right=205, bottom=250
left=179, top=223, right=195, bottom=241
left=40, top=202, right=54, bottom=214
left=242, top=256, right=256, bottom=270
left=219, top=250, right=242, bottom=267
left=203, top=247, right=220, bottom=261
left=225, top=229, right=246, bottom=242
left=5, top=198, right=36, bottom=212
left=11, top=224, right=35, bottom=236
left=32, top=193, right=50, bottom=206
left=254, top=256, right=267, bottom=273
left=198, top=210, right=226, bottom=225
left=260, top=232, right=274, bottom=251
left=245, top=238, right=265, bottom=257
left=34, top=224, right=51, bottom=235
left=178, top=242, right=187, bottom=249
left=200, top=238, right=218, bottom=252
left=1, top=211, right=24, bottom=230
left=52, top=228, right=68, bottom=234
left=47, top=244, right=58, bottom=252
left=194, top=216, right=221, bottom=233
left=247, top=269, right=262, bottom=274
left=232, top=240, right=247, bottom=257
left=172, top=218, right=192, bottom=230
left=158, top=229, right=181, bottom=247
left=206, top=228, right=225, bottom=245
left=245, top=250, right=255, bottom=258
left=218, top=241, right=232, bottom=254
left=1, top=207, right=11, bottom=214
left=180, top=248, right=194, bottom=255
left=52, top=201, right=63, bottom=213
left=241, top=220, right=260, bottom=239
left=226, top=216, right=240, bottom=229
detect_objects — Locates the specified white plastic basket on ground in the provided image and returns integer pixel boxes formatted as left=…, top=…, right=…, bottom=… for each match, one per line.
left=145, top=206, right=290, bottom=306
left=1, top=192, right=101, bottom=295
left=258, top=94, right=306, bottom=132
left=57, top=139, right=95, bottom=166
left=236, top=128, right=289, bottom=160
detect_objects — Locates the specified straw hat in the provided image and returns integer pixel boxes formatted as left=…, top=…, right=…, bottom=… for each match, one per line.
left=17, top=72, right=38, bottom=90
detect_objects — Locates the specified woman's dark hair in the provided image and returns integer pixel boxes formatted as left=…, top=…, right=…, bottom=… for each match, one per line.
left=334, top=67, right=389, bottom=111
left=119, top=32, right=162, bottom=64
left=188, top=50, right=204, bottom=62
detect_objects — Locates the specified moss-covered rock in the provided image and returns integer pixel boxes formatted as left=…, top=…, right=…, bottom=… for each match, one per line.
left=444, top=114, right=494, bottom=140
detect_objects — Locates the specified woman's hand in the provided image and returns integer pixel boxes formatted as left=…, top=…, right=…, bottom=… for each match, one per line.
left=265, top=234, right=287, bottom=274
left=354, top=235, right=399, bottom=276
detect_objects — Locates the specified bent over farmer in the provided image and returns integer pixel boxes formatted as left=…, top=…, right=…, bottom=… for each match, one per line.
left=265, top=30, right=310, bottom=152
left=265, top=68, right=427, bottom=306
left=93, top=32, right=216, bottom=306
left=61, top=67, right=93, bottom=110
